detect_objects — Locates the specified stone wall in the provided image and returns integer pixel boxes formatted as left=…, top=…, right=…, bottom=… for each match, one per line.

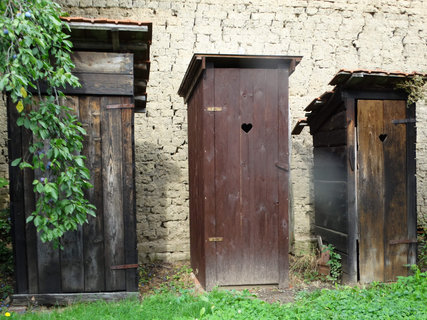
left=5, top=0, right=425, bottom=261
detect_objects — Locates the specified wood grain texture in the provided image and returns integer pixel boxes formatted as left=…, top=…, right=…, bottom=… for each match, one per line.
left=71, top=52, right=133, bottom=74
left=383, top=100, right=407, bottom=281
left=188, top=77, right=206, bottom=288
left=358, top=100, right=385, bottom=283
left=277, top=64, right=290, bottom=288
left=121, top=108, right=138, bottom=291
left=313, top=129, right=347, bottom=147
left=59, top=97, right=85, bottom=293
left=202, top=63, right=216, bottom=290
left=79, top=96, right=105, bottom=292
left=345, top=97, right=358, bottom=283
left=7, top=99, right=29, bottom=294
left=214, top=68, right=242, bottom=286
left=101, top=96, right=126, bottom=291
left=406, top=103, right=417, bottom=267
left=22, top=102, right=39, bottom=294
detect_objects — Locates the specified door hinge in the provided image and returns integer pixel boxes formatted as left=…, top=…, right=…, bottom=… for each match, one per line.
left=389, top=239, right=417, bottom=245
left=106, top=104, right=134, bottom=109
left=205, top=106, right=222, bottom=112
left=110, top=263, right=138, bottom=270
left=208, top=237, right=223, bottom=242
left=392, top=118, right=416, bottom=125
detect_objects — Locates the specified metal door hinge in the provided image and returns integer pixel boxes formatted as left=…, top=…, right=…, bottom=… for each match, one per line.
left=111, top=263, right=138, bottom=270
left=392, top=118, right=416, bottom=125
left=208, top=237, right=223, bottom=242
left=106, top=104, right=134, bottom=109
left=205, top=107, right=222, bottom=112
left=389, top=239, right=417, bottom=245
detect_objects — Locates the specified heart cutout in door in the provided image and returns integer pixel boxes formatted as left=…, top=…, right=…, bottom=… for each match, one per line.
left=241, top=123, right=253, bottom=133
left=379, top=134, right=388, bottom=142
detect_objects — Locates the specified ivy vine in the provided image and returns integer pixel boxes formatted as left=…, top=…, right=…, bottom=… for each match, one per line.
left=0, top=0, right=95, bottom=247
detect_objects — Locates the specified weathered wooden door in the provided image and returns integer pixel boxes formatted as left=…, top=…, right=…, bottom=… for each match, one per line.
left=213, top=67, right=289, bottom=286
left=357, top=99, right=409, bottom=283
left=9, top=52, right=138, bottom=294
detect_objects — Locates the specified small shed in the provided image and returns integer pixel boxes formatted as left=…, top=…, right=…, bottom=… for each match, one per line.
left=293, top=69, right=424, bottom=283
left=178, top=54, right=302, bottom=290
left=8, top=18, right=152, bottom=305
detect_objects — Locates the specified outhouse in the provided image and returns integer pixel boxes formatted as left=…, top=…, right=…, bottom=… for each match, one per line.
left=8, top=18, right=152, bottom=305
left=293, top=69, right=424, bottom=283
left=178, top=54, right=302, bottom=290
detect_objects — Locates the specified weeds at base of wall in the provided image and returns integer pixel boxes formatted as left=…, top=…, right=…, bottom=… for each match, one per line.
left=138, top=261, right=194, bottom=296
left=290, top=245, right=342, bottom=285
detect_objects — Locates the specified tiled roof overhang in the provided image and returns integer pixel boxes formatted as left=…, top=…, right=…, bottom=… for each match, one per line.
left=292, top=69, right=426, bottom=135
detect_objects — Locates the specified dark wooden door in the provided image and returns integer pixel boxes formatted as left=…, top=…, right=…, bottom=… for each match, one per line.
left=357, top=99, right=408, bottom=283
left=9, top=52, right=138, bottom=294
left=213, top=68, right=288, bottom=286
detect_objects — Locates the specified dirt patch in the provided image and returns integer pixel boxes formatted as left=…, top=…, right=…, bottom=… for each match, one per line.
left=138, top=259, right=335, bottom=304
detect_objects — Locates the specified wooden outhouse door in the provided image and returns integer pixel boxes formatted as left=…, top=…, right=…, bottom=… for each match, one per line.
left=212, top=67, right=289, bottom=286
left=357, top=99, right=410, bottom=283
left=9, top=52, right=138, bottom=295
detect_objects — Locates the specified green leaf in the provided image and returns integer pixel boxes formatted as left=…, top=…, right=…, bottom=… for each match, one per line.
left=11, top=158, right=22, bottom=166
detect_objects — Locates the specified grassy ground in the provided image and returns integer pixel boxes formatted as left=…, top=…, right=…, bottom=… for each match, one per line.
left=3, top=268, right=426, bottom=319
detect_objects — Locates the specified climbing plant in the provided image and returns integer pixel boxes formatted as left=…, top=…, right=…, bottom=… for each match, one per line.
left=0, top=0, right=95, bottom=247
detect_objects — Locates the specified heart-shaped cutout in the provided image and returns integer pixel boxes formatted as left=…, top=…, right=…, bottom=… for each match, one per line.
left=241, top=123, right=253, bottom=133
left=379, top=134, right=388, bottom=142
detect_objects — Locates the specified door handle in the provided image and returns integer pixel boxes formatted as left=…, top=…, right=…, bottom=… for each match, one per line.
left=275, top=162, right=289, bottom=172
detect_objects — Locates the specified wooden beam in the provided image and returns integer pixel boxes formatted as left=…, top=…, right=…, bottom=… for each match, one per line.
left=345, top=97, right=358, bottom=283
left=69, top=22, right=149, bottom=32
left=11, top=292, right=138, bottom=306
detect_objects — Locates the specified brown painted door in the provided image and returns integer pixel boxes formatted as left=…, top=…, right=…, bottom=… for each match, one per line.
left=213, top=68, right=288, bottom=286
left=357, top=100, right=408, bottom=283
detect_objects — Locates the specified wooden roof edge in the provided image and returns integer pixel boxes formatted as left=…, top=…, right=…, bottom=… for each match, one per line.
left=304, top=90, right=335, bottom=111
left=61, top=16, right=152, bottom=28
left=178, top=54, right=303, bottom=102
left=329, top=69, right=427, bottom=86
left=291, top=118, right=308, bottom=135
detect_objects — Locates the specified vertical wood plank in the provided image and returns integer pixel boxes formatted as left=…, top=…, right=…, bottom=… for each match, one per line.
left=101, top=96, right=125, bottom=291
left=202, top=63, right=217, bottom=290
left=59, top=96, right=85, bottom=292
left=121, top=105, right=138, bottom=291
left=406, top=103, right=417, bottom=267
left=80, top=96, right=105, bottom=292
left=345, top=97, right=358, bottom=283
left=383, top=100, right=407, bottom=281
left=358, top=100, right=385, bottom=283
left=239, top=68, right=255, bottom=283
left=22, top=101, right=39, bottom=294
left=188, top=79, right=206, bottom=287
left=277, top=63, right=290, bottom=288
left=7, top=98, right=29, bottom=294
left=214, top=68, right=241, bottom=286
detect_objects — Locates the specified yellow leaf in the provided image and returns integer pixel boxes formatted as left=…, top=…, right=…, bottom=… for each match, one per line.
left=20, top=87, right=27, bottom=98
left=16, top=100, right=24, bottom=113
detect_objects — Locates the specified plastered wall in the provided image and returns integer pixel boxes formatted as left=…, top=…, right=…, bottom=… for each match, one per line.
left=4, top=0, right=426, bottom=262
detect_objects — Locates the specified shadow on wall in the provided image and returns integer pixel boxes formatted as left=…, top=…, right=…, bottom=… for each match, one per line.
left=290, top=138, right=315, bottom=252
left=135, top=141, right=189, bottom=263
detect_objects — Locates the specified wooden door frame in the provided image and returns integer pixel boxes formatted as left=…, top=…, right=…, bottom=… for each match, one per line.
left=343, top=90, right=416, bottom=283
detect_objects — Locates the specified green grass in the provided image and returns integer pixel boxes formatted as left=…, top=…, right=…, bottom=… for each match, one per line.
left=5, top=269, right=427, bottom=320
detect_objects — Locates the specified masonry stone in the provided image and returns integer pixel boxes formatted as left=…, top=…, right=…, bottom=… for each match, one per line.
left=2, top=0, right=425, bottom=262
